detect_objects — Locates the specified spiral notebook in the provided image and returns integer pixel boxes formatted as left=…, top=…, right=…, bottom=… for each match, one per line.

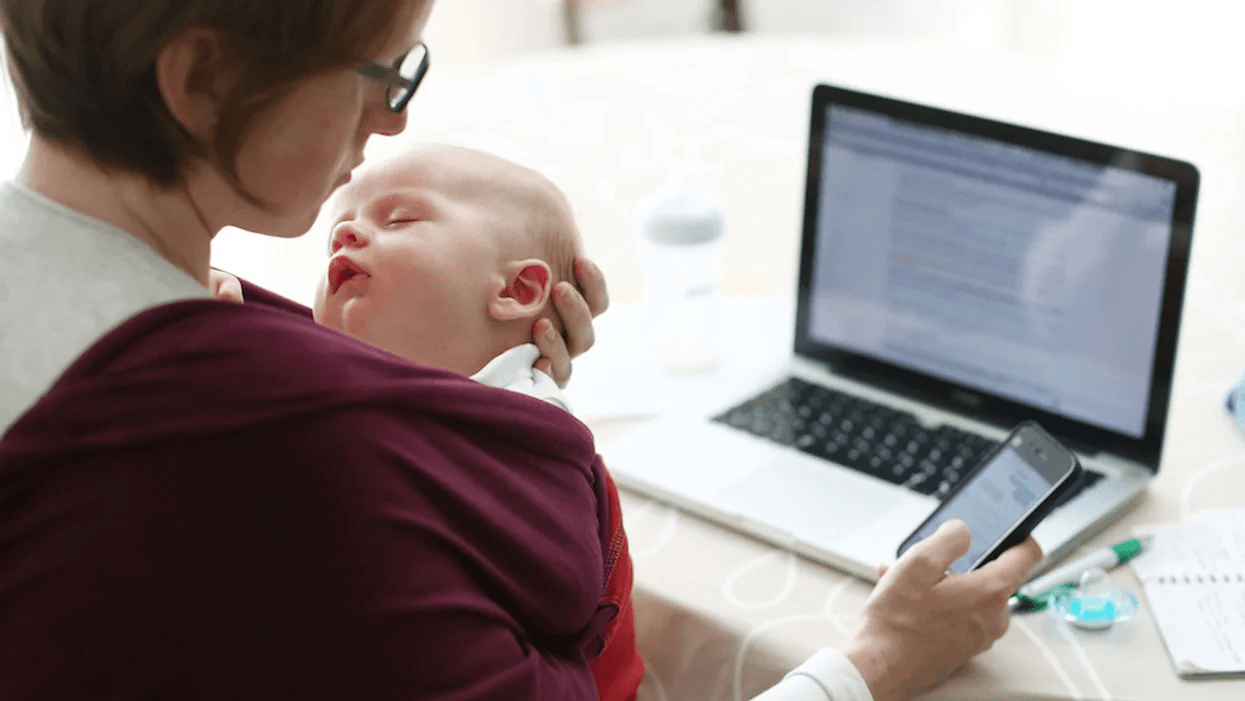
left=1130, top=509, right=1245, bottom=678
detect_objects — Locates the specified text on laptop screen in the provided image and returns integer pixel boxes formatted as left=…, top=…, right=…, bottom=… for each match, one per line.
left=809, top=105, right=1177, bottom=438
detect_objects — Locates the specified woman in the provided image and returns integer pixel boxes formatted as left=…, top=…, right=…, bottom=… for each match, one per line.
left=0, top=2, right=1039, bottom=700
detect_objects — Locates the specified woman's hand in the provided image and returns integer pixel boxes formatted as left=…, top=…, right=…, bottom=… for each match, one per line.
left=843, top=520, right=1042, bottom=701
left=533, top=257, right=610, bottom=387
left=209, top=269, right=244, bottom=303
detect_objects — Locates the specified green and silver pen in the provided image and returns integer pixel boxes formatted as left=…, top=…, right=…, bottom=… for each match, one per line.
left=1009, top=536, right=1152, bottom=612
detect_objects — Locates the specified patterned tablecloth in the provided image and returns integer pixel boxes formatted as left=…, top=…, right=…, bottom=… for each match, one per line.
left=213, top=34, right=1245, bottom=701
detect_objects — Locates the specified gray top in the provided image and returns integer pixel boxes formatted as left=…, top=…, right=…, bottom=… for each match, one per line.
left=0, top=181, right=208, bottom=432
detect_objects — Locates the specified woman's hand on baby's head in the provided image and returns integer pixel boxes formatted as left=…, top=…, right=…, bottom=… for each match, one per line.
left=209, top=269, right=245, bottom=303
left=532, top=256, right=610, bottom=387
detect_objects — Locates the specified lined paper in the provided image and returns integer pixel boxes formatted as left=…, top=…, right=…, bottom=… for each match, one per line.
left=1131, top=509, right=1245, bottom=677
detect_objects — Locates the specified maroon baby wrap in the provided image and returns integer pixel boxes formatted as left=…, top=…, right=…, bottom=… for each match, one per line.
left=0, top=282, right=619, bottom=700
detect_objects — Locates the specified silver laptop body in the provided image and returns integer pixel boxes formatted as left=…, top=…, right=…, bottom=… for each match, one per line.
left=604, top=84, right=1200, bottom=580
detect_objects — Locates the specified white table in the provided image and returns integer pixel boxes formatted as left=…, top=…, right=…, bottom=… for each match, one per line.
left=212, top=34, right=1245, bottom=701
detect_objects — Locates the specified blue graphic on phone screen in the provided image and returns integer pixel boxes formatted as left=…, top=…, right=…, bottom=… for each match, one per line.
left=909, top=446, right=1053, bottom=573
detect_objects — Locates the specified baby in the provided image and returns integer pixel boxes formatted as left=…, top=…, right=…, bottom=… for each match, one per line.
left=312, top=144, right=583, bottom=408
left=301, top=144, right=643, bottom=701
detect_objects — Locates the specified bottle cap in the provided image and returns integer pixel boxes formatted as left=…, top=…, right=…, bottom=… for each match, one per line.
left=638, top=188, right=724, bottom=246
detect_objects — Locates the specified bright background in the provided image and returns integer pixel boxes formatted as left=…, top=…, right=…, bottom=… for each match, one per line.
left=1, top=1, right=1243, bottom=303
left=4, top=1, right=1245, bottom=176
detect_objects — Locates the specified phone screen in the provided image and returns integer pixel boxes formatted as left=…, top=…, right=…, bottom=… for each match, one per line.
left=905, top=445, right=1055, bottom=573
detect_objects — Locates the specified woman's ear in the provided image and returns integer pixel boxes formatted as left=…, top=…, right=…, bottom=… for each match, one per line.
left=488, top=259, right=554, bottom=321
left=154, top=27, right=241, bottom=141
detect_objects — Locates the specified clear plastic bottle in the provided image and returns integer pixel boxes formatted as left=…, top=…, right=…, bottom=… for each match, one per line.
left=637, top=186, right=724, bottom=374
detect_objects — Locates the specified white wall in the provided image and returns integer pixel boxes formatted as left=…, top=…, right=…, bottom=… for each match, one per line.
left=421, top=0, right=564, bottom=75
left=749, top=0, right=1015, bottom=46
left=0, top=2, right=1240, bottom=302
left=0, top=55, right=28, bottom=178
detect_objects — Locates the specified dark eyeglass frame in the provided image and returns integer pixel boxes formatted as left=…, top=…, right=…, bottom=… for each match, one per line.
left=356, top=42, right=430, bottom=113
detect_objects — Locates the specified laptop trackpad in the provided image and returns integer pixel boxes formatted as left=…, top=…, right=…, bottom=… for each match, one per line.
left=713, top=456, right=929, bottom=550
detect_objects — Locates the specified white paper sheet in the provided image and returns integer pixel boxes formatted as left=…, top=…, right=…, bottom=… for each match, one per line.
left=1130, top=509, right=1245, bottom=676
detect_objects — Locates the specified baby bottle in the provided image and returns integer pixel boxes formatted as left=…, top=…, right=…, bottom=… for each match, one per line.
left=637, top=185, right=724, bottom=374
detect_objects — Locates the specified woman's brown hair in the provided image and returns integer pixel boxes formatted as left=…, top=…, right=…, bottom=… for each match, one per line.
left=0, top=1, right=420, bottom=190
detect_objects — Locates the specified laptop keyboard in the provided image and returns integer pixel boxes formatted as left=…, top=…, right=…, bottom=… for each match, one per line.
left=712, top=377, right=1102, bottom=502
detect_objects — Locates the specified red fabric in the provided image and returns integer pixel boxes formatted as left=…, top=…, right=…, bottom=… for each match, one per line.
left=589, top=469, right=645, bottom=701
left=0, top=283, right=616, bottom=701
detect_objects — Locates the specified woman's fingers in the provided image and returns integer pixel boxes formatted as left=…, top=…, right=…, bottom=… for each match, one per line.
left=845, top=526, right=1035, bottom=701
left=888, top=520, right=972, bottom=585
left=553, top=281, right=597, bottom=358
left=575, top=257, right=610, bottom=317
left=534, top=256, right=610, bottom=386
left=532, top=318, right=573, bottom=387
left=209, top=269, right=244, bottom=303
left=972, top=536, right=1043, bottom=596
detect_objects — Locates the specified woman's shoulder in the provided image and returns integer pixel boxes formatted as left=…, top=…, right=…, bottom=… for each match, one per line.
left=11, top=295, right=597, bottom=462
left=94, top=295, right=437, bottom=380
left=0, top=298, right=395, bottom=442
left=42, top=297, right=482, bottom=427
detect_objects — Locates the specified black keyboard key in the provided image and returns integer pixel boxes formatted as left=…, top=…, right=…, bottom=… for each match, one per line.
left=769, top=426, right=794, bottom=446
left=711, top=378, right=998, bottom=495
left=914, top=475, right=940, bottom=495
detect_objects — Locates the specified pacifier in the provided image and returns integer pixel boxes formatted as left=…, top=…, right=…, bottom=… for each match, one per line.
left=1049, top=567, right=1139, bottom=630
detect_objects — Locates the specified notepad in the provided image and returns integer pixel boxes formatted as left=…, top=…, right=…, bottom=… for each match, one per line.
left=1130, top=509, right=1245, bottom=678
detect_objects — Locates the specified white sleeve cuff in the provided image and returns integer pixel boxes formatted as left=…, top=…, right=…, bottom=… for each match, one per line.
left=751, top=648, right=874, bottom=701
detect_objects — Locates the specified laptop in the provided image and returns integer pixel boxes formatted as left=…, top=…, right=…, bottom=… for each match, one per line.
left=603, top=83, right=1199, bottom=580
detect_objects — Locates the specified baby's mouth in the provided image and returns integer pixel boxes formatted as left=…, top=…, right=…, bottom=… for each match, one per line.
left=327, top=255, right=369, bottom=295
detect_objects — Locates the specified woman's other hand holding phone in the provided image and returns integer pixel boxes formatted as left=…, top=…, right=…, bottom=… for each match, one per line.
left=844, top=520, right=1042, bottom=701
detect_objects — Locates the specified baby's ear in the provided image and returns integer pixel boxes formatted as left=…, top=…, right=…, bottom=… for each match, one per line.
left=488, top=259, right=553, bottom=320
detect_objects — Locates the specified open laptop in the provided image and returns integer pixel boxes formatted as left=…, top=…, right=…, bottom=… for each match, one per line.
left=603, top=84, right=1199, bottom=580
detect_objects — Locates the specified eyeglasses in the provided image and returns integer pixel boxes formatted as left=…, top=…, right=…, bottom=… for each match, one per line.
left=356, top=42, right=430, bottom=113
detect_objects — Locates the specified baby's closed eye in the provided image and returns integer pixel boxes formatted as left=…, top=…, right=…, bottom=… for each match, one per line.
left=386, top=212, right=420, bottom=226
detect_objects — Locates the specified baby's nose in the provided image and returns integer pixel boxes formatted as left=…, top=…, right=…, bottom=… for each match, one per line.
left=330, top=223, right=368, bottom=253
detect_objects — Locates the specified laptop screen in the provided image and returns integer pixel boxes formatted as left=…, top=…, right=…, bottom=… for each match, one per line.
left=797, top=89, right=1196, bottom=455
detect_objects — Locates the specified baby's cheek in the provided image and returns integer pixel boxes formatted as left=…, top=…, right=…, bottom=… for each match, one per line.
left=311, top=276, right=332, bottom=324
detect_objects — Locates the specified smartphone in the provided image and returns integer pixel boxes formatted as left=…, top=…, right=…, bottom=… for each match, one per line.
left=897, top=420, right=1083, bottom=573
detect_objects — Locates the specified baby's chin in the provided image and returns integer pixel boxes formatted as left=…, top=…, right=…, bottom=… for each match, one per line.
left=311, top=293, right=350, bottom=333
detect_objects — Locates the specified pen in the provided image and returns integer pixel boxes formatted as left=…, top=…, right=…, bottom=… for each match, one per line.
left=1008, top=535, right=1152, bottom=612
